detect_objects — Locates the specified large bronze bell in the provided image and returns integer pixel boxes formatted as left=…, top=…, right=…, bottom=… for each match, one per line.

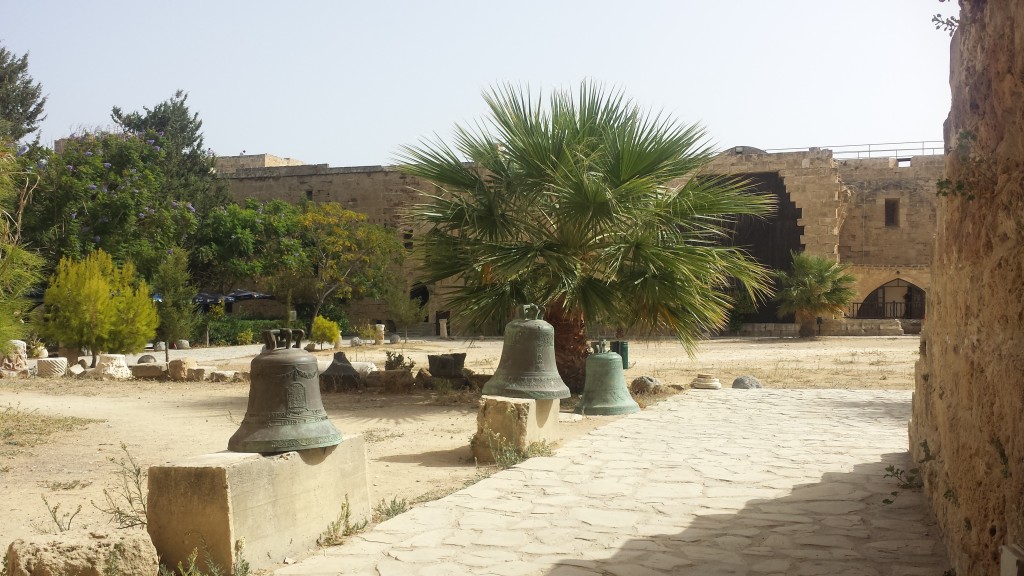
left=482, top=304, right=570, bottom=400
left=575, top=340, right=640, bottom=415
left=228, top=329, right=342, bottom=454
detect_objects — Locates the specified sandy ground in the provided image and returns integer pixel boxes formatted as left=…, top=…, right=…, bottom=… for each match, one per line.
left=0, top=335, right=920, bottom=561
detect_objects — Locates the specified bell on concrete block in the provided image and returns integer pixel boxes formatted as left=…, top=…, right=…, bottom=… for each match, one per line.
left=482, top=304, right=570, bottom=400
left=575, top=341, right=640, bottom=415
left=228, top=328, right=342, bottom=454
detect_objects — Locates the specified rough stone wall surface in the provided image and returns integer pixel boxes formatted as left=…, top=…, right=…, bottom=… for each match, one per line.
left=838, top=156, right=941, bottom=268
left=706, top=149, right=847, bottom=259
left=909, top=3, right=1024, bottom=575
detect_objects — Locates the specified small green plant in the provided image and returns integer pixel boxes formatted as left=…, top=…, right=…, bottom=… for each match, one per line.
left=372, top=496, right=409, bottom=522
left=41, top=494, right=81, bottom=532
left=477, top=429, right=554, bottom=469
left=918, top=440, right=935, bottom=463
left=881, top=464, right=923, bottom=504
left=357, top=324, right=378, bottom=341
left=384, top=350, right=415, bottom=371
left=157, top=539, right=249, bottom=576
left=936, top=129, right=992, bottom=201
left=103, top=542, right=125, bottom=576
left=311, top=315, right=340, bottom=350
left=92, top=442, right=148, bottom=528
left=317, top=495, right=368, bottom=547
left=235, top=328, right=255, bottom=345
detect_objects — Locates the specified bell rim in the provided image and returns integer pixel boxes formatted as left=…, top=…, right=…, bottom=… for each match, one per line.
left=227, top=431, right=343, bottom=454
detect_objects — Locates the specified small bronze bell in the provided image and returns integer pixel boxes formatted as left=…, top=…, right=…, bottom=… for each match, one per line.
left=228, top=329, right=342, bottom=454
left=482, top=304, right=570, bottom=400
left=575, top=340, right=640, bottom=415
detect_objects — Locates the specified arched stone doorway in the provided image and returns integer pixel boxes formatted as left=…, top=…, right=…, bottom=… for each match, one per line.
left=854, top=279, right=926, bottom=319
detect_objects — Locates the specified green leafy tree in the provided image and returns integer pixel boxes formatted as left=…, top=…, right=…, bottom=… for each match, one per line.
left=298, top=203, right=403, bottom=321
left=151, top=247, right=199, bottom=361
left=384, top=285, right=426, bottom=342
left=0, top=140, right=43, bottom=346
left=42, top=250, right=158, bottom=366
left=399, top=82, right=773, bottom=391
left=310, top=315, right=339, bottom=350
left=23, top=131, right=197, bottom=279
left=192, top=199, right=305, bottom=292
left=774, top=251, right=857, bottom=338
left=111, top=90, right=228, bottom=216
left=0, top=45, right=47, bottom=142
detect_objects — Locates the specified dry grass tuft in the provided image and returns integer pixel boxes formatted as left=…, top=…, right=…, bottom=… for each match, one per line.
left=0, top=404, right=99, bottom=459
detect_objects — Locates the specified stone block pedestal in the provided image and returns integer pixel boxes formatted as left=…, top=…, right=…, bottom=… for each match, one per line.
left=471, top=396, right=559, bottom=464
left=147, top=436, right=370, bottom=572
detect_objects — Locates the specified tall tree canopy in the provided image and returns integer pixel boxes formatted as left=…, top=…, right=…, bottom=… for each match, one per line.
left=399, top=82, right=773, bottom=390
left=0, top=45, right=47, bottom=142
left=22, top=131, right=197, bottom=279
left=0, top=139, right=43, bottom=345
left=111, top=90, right=228, bottom=216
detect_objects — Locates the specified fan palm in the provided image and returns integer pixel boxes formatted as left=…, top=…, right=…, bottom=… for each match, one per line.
left=774, top=251, right=857, bottom=337
left=398, top=82, right=773, bottom=391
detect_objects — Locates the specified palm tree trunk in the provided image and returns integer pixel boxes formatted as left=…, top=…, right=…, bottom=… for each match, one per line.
left=545, top=299, right=589, bottom=394
left=795, top=310, right=818, bottom=338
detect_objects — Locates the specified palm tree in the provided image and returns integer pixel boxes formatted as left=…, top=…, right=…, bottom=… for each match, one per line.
left=774, top=251, right=857, bottom=338
left=398, top=82, right=773, bottom=391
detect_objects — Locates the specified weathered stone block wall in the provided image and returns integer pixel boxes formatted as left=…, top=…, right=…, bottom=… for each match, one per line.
left=215, top=154, right=307, bottom=173
left=837, top=156, right=941, bottom=268
left=707, top=148, right=847, bottom=259
left=909, top=3, right=1024, bottom=575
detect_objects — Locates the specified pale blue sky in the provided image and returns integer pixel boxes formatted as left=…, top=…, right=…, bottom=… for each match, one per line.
left=3, top=1, right=954, bottom=166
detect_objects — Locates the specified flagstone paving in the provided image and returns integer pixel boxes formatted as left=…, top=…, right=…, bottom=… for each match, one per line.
left=279, top=389, right=949, bottom=576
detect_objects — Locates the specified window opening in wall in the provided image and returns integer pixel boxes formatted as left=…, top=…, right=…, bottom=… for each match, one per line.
left=305, top=190, right=313, bottom=200
left=896, top=157, right=911, bottom=168
left=884, top=198, right=900, bottom=227
left=403, top=229, right=414, bottom=250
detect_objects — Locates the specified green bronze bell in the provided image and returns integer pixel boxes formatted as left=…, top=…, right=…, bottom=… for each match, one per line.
left=575, top=340, right=640, bottom=415
left=482, top=304, right=570, bottom=400
left=228, top=328, right=342, bottom=454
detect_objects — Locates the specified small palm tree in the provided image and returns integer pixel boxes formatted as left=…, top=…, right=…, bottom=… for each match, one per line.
left=398, top=82, right=773, bottom=391
left=774, top=251, right=857, bottom=338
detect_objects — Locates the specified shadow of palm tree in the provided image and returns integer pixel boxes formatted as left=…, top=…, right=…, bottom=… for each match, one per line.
left=543, top=455, right=949, bottom=576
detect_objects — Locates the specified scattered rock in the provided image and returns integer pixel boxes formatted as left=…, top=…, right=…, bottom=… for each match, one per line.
left=690, top=373, right=722, bottom=390
left=365, top=369, right=415, bottom=393
left=350, top=337, right=363, bottom=347
left=6, top=529, right=158, bottom=576
left=130, top=364, right=166, bottom=379
left=732, top=375, right=763, bottom=389
left=167, top=357, right=198, bottom=381
left=95, top=354, right=132, bottom=380
left=349, top=361, right=378, bottom=377
left=209, top=370, right=236, bottom=382
left=186, top=367, right=208, bottom=381
left=175, top=339, right=190, bottom=350
left=427, top=353, right=467, bottom=379
left=629, top=376, right=664, bottom=395
left=414, top=367, right=432, bottom=388
left=68, top=364, right=86, bottom=377
left=1, top=340, right=28, bottom=371
left=137, top=354, right=157, bottom=364
left=388, top=333, right=402, bottom=344
left=153, top=341, right=166, bottom=351
left=304, top=342, right=317, bottom=352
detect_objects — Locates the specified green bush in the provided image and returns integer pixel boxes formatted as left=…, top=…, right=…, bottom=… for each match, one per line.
left=195, top=317, right=280, bottom=346
left=311, top=315, right=339, bottom=349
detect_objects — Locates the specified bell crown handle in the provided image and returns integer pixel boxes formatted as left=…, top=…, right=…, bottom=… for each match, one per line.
left=521, top=303, right=542, bottom=321
left=262, top=329, right=280, bottom=350
left=291, top=329, right=305, bottom=348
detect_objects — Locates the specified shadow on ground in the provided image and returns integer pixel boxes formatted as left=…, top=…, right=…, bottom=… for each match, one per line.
left=544, top=455, right=950, bottom=576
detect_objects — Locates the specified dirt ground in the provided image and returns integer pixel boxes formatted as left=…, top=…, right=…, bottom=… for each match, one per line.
left=0, top=335, right=920, bottom=562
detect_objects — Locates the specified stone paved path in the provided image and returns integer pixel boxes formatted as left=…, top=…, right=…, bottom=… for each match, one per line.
left=278, top=390, right=949, bottom=576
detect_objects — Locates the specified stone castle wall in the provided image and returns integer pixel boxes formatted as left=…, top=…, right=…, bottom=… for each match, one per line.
left=216, top=147, right=942, bottom=334
left=909, top=2, right=1024, bottom=574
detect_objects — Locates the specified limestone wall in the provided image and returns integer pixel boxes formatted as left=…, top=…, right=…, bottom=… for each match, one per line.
left=215, top=154, right=308, bottom=173
left=837, top=156, right=941, bottom=268
left=909, top=2, right=1024, bottom=574
left=707, top=148, right=847, bottom=259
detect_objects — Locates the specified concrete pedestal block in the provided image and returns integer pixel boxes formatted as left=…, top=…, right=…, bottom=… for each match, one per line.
left=147, top=436, right=370, bottom=572
left=471, top=396, right=559, bottom=464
